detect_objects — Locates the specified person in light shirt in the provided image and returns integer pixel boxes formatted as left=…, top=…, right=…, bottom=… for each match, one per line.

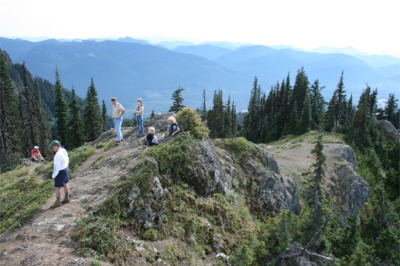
left=111, top=97, right=125, bottom=145
left=49, top=140, right=70, bottom=208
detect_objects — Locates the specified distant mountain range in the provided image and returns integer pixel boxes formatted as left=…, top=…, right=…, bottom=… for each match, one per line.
left=0, top=37, right=399, bottom=113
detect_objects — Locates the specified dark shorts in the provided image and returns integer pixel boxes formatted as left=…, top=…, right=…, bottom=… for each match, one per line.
left=54, top=167, right=69, bottom=188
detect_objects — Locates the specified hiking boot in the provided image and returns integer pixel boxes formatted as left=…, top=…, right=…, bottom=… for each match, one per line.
left=50, top=201, right=62, bottom=208
left=61, top=198, right=70, bottom=204
left=116, top=141, right=121, bottom=145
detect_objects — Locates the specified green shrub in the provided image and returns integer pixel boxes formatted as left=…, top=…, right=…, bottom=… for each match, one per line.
left=142, top=229, right=160, bottom=241
left=71, top=215, right=133, bottom=263
left=146, top=134, right=199, bottom=179
left=175, top=107, right=210, bottom=139
left=215, top=137, right=259, bottom=165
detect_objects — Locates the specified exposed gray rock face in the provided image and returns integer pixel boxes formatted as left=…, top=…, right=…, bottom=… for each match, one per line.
left=246, top=159, right=301, bottom=216
left=127, top=176, right=164, bottom=227
left=255, top=145, right=281, bottom=174
left=376, top=120, right=400, bottom=141
left=126, top=158, right=165, bottom=229
left=198, top=138, right=233, bottom=195
left=324, top=144, right=370, bottom=216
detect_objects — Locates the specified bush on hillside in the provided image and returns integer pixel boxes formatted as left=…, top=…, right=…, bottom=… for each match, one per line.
left=175, top=108, right=209, bottom=139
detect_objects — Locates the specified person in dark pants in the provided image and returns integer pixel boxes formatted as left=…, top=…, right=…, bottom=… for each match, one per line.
left=49, top=140, right=70, bottom=208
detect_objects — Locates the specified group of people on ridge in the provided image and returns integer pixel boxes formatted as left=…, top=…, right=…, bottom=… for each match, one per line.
left=38, top=96, right=181, bottom=209
left=111, top=97, right=180, bottom=146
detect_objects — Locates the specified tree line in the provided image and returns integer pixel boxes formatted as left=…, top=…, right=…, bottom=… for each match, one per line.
left=199, top=68, right=399, bottom=265
left=0, top=51, right=108, bottom=168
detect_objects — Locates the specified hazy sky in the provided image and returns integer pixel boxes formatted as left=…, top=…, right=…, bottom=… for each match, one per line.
left=1, top=0, right=398, bottom=57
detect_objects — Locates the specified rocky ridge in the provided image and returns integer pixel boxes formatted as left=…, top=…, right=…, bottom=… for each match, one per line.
left=0, top=115, right=370, bottom=266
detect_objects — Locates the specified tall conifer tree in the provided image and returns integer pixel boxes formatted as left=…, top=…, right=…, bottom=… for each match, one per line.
left=54, top=68, right=69, bottom=144
left=169, top=87, right=185, bottom=112
left=298, top=87, right=312, bottom=134
left=32, top=81, right=50, bottom=158
left=67, top=89, right=85, bottom=148
left=225, top=96, right=232, bottom=137
left=288, top=68, right=309, bottom=135
left=243, top=77, right=262, bottom=142
left=101, top=100, right=108, bottom=132
left=384, top=93, right=398, bottom=128
left=208, top=90, right=225, bottom=138
left=0, top=52, right=21, bottom=163
left=19, top=63, right=37, bottom=152
left=310, top=79, right=325, bottom=127
left=83, top=78, right=102, bottom=141
left=201, top=89, right=207, bottom=121
left=231, top=101, right=237, bottom=137
left=332, top=72, right=346, bottom=131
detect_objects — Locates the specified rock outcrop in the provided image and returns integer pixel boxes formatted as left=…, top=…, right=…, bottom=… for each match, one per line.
left=121, top=135, right=301, bottom=230
left=376, top=120, right=400, bottom=141
left=323, top=143, right=370, bottom=217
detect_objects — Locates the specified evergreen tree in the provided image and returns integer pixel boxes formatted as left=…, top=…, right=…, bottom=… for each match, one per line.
left=333, top=72, right=346, bottom=131
left=323, top=92, right=336, bottom=131
left=208, top=90, right=225, bottom=138
left=310, top=135, right=326, bottom=216
left=243, top=77, right=262, bottom=142
left=54, top=68, right=69, bottom=144
left=0, top=52, right=22, bottom=163
left=310, top=79, right=326, bottom=128
left=201, top=89, right=207, bottom=121
left=348, top=86, right=377, bottom=148
left=288, top=68, right=309, bottom=135
left=169, top=87, right=185, bottom=112
left=341, top=94, right=355, bottom=134
left=224, top=96, right=232, bottom=137
left=231, top=101, right=237, bottom=137
left=384, top=93, right=398, bottom=127
left=101, top=100, right=108, bottom=132
left=67, top=89, right=85, bottom=148
left=280, top=74, right=292, bottom=136
left=298, top=87, right=312, bottom=134
left=83, top=78, right=102, bottom=142
left=19, top=63, right=36, bottom=153
left=32, top=81, right=50, bottom=158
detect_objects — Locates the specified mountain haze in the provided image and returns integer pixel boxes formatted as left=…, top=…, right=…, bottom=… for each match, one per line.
left=1, top=37, right=398, bottom=113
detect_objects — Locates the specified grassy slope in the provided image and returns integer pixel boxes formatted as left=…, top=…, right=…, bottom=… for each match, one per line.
left=0, top=146, right=95, bottom=234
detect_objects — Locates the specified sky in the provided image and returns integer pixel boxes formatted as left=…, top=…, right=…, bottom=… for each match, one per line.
left=0, top=0, right=399, bottom=57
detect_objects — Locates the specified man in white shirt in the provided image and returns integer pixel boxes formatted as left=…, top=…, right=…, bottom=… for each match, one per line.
left=49, top=140, right=70, bottom=208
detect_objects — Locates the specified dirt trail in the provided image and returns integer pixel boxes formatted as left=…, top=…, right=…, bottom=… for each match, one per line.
left=0, top=129, right=145, bottom=266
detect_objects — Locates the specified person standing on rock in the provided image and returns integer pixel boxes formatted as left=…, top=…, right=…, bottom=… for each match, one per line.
left=49, top=140, right=70, bottom=208
left=134, top=98, right=144, bottom=137
left=111, top=97, right=125, bottom=145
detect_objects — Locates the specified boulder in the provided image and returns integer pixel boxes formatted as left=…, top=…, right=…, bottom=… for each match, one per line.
left=324, top=143, right=370, bottom=216
left=246, top=160, right=301, bottom=216
left=376, top=120, right=400, bottom=141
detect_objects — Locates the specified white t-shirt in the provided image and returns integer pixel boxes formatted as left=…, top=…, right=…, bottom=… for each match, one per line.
left=52, top=148, right=69, bottom=178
